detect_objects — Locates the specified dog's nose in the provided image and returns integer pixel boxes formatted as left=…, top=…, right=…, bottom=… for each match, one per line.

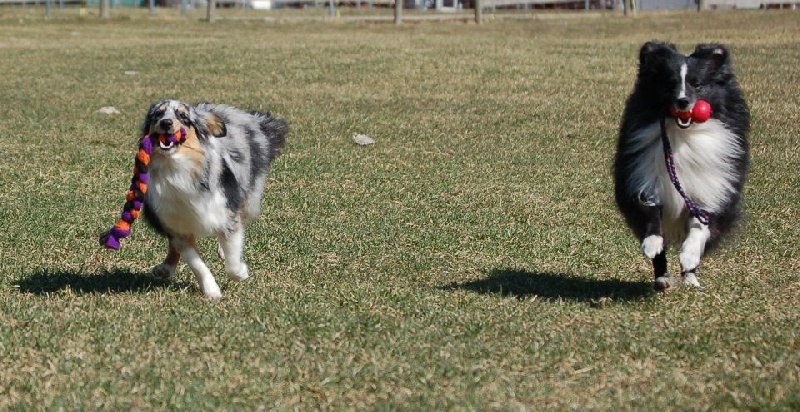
left=675, top=98, right=690, bottom=111
left=159, top=119, right=173, bottom=130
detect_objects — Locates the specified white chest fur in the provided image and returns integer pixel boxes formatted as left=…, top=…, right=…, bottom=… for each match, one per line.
left=146, top=153, right=231, bottom=238
left=625, top=119, right=744, bottom=231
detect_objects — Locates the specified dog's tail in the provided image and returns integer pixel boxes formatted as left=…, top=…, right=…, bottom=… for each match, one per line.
left=253, top=111, right=288, bottom=161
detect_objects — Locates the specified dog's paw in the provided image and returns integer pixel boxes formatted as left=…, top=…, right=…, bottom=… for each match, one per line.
left=151, top=263, right=176, bottom=280
left=641, top=235, right=664, bottom=259
left=682, top=272, right=703, bottom=288
left=227, top=263, right=249, bottom=282
left=200, top=282, right=223, bottom=299
left=653, top=275, right=674, bottom=292
left=679, top=244, right=703, bottom=273
left=217, top=243, right=226, bottom=260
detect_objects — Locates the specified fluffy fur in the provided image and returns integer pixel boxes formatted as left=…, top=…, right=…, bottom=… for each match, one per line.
left=141, top=99, right=288, bottom=298
left=613, top=41, right=749, bottom=290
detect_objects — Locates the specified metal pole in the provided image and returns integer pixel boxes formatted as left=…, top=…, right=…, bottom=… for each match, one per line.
left=394, top=0, right=402, bottom=24
left=149, top=0, right=155, bottom=15
left=623, top=0, right=633, bottom=15
left=181, top=0, right=187, bottom=14
left=100, top=0, right=110, bottom=18
left=474, top=0, right=481, bottom=24
left=206, top=0, right=214, bottom=22
left=46, top=0, right=52, bottom=17
left=328, top=0, right=334, bottom=18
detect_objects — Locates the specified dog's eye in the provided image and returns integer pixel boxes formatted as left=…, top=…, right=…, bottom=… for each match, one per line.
left=178, top=112, right=190, bottom=121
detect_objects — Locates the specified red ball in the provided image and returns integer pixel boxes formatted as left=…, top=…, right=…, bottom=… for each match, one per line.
left=692, top=100, right=712, bottom=123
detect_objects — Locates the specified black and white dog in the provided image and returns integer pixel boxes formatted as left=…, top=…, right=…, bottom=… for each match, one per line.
left=142, top=100, right=288, bottom=298
left=614, top=42, right=749, bottom=290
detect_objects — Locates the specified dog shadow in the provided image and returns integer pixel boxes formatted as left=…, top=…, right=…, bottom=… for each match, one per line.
left=443, top=268, right=654, bottom=302
left=15, top=269, right=189, bottom=295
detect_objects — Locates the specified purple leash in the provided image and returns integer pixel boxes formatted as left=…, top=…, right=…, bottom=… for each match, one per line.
left=660, top=118, right=712, bottom=225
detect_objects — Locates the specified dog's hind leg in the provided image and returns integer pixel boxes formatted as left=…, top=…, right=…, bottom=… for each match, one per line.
left=679, top=217, right=709, bottom=288
left=174, top=236, right=222, bottom=299
left=152, top=240, right=181, bottom=281
left=218, top=224, right=249, bottom=282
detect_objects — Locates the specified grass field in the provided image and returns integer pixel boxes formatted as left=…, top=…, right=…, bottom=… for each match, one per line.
left=1, top=9, right=798, bottom=410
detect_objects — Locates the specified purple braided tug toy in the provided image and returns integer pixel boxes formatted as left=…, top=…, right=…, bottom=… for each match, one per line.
left=99, top=128, right=187, bottom=250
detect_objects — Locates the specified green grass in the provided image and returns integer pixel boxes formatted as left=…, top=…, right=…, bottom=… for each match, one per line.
left=1, top=10, right=799, bottom=410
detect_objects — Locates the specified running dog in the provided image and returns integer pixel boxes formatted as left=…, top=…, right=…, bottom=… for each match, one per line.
left=140, top=100, right=287, bottom=298
left=614, top=41, right=749, bottom=291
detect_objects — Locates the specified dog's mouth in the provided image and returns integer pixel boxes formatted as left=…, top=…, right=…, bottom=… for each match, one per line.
left=668, top=100, right=712, bottom=130
left=668, top=106, right=693, bottom=129
left=151, top=128, right=188, bottom=152
left=675, top=116, right=692, bottom=129
left=158, top=139, right=177, bottom=151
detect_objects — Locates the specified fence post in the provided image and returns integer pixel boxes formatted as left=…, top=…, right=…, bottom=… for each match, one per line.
left=207, top=0, right=214, bottom=22
left=623, top=0, right=635, bottom=16
left=394, top=0, right=402, bottom=25
left=474, top=0, right=481, bottom=24
left=149, top=0, right=155, bottom=15
left=100, top=0, right=109, bottom=18
left=329, top=0, right=335, bottom=18
left=45, top=0, right=52, bottom=17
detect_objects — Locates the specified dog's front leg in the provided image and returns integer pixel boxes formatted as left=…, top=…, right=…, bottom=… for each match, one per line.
left=218, top=224, right=249, bottom=282
left=679, top=217, right=710, bottom=288
left=173, top=236, right=222, bottom=299
left=151, top=240, right=181, bottom=281
left=638, top=196, right=671, bottom=291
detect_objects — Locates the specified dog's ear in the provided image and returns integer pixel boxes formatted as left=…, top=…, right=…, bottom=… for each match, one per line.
left=192, top=106, right=227, bottom=138
left=639, top=41, right=677, bottom=74
left=691, top=43, right=732, bottom=84
left=203, top=113, right=227, bottom=138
